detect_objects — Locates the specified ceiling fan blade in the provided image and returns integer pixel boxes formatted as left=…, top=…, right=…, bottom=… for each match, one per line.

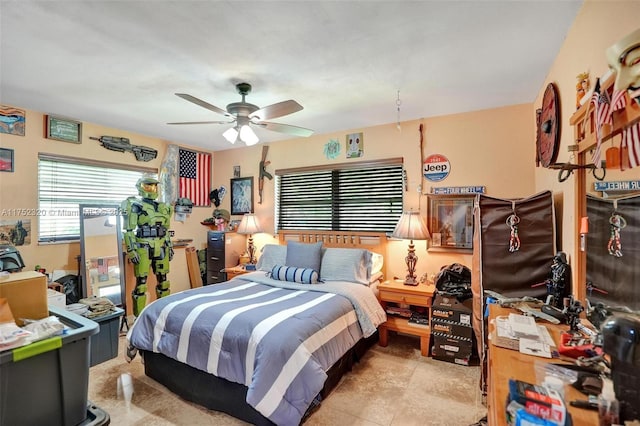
left=249, top=100, right=303, bottom=121
left=259, top=121, right=314, bottom=137
left=167, top=120, right=234, bottom=125
left=175, top=93, right=232, bottom=117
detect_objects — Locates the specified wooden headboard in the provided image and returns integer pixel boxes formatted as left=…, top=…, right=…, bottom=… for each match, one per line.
left=277, top=230, right=387, bottom=255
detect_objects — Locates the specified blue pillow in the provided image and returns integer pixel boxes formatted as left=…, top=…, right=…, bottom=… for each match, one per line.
left=285, top=241, right=323, bottom=273
left=270, top=265, right=319, bottom=284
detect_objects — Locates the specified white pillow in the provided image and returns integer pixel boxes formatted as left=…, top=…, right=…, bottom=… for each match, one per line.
left=370, top=252, right=384, bottom=275
left=320, top=248, right=372, bottom=285
left=256, top=244, right=287, bottom=272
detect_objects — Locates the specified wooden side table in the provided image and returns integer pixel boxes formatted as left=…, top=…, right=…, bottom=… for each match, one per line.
left=222, top=265, right=250, bottom=280
left=377, top=280, right=435, bottom=356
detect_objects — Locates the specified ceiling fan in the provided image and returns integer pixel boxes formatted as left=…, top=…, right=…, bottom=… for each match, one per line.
left=168, top=82, right=314, bottom=146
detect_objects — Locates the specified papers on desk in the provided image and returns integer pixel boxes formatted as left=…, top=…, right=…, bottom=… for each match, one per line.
left=493, top=314, right=556, bottom=358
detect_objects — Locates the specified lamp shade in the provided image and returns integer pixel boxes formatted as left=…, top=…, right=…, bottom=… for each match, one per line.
left=392, top=211, right=430, bottom=240
left=236, top=213, right=263, bottom=235
left=222, top=127, right=239, bottom=144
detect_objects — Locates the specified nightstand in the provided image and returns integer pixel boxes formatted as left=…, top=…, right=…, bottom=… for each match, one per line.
left=377, top=280, right=436, bottom=356
left=222, top=265, right=250, bottom=280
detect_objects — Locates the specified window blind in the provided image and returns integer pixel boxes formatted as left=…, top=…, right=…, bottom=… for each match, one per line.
left=276, top=160, right=404, bottom=233
left=38, top=155, right=156, bottom=243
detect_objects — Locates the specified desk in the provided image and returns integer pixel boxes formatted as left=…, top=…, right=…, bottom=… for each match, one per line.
left=487, top=305, right=598, bottom=425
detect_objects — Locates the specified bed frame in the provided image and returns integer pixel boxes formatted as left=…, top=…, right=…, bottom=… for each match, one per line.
left=141, top=230, right=388, bottom=425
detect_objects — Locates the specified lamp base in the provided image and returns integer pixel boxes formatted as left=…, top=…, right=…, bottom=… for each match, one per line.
left=403, top=276, right=419, bottom=286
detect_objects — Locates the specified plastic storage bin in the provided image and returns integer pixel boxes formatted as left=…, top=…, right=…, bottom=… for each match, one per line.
left=0, top=305, right=99, bottom=426
left=90, top=307, right=124, bottom=367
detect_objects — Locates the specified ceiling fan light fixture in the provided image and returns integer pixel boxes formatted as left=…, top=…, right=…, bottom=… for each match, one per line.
left=223, top=126, right=239, bottom=144
left=240, top=124, right=259, bottom=146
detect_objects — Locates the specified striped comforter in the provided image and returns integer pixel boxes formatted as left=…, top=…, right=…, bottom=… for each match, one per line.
left=127, top=273, right=386, bottom=425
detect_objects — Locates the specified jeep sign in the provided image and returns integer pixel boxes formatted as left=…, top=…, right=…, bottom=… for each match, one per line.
left=423, top=154, right=450, bottom=182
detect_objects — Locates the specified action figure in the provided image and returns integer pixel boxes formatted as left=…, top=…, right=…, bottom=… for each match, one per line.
left=545, top=252, right=572, bottom=309
left=122, top=176, right=173, bottom=317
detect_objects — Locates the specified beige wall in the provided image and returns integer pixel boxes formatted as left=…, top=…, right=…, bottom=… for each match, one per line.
left=0, top=108, right=213, bottom=294
left=213, top=103, right=534, bottom=281
left=1, top=102, right=533, bottom=288
left=532, top=0, right=640, bottom=287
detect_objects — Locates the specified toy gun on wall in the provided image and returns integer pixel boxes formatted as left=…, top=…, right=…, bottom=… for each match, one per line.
left=89, top=136, right=158, bottom=162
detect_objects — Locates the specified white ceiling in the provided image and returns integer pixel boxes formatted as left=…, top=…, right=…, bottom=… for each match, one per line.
left=0, top=1, right=583, bottom=152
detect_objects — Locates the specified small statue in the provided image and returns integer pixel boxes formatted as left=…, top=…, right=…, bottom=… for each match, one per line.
left=122, top=176, right=173, bottom=317
left=575, top=72, right=590, bottom=109
left=545, top=252, right=572, bottom=309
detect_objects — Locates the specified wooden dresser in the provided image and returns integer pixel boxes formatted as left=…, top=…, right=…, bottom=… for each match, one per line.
left=487, top=305, right=598, bottom=425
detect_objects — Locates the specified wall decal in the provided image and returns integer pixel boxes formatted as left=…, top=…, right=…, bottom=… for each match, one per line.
left=324, top=138, right=340, bottom=159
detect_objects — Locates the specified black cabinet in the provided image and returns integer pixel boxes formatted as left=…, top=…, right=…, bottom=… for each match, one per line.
left=206, top=231, right=245, bottom=284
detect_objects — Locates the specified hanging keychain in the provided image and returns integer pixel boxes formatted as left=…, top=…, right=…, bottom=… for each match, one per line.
left=507, top=201, right=521, bottom=253
left=607, top=200, right=626, bottom=257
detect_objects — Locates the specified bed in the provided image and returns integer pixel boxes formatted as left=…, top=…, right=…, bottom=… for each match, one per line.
left=127, top=230, right=388, bottom=425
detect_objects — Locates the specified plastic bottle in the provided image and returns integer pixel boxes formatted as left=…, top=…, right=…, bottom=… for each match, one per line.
left=598, top=377, right=620, bottom=426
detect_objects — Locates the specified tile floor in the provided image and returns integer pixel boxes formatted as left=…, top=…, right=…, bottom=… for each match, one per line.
left=87, top=333, right=487, bottom=425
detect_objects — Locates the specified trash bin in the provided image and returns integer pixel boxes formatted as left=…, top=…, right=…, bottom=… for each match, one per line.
left=0, top=305, right=99, bottom=426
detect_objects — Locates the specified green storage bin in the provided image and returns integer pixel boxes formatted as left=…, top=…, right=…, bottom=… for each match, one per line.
left=0, top=305, right=99, bottom=426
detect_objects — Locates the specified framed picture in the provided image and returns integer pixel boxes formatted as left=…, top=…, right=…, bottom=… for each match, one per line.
left=0, top=105, right=25, bottom=136
left=0, top=148, right=14, bottom=172
left=427, top=194, right=475, bottom=252
left=345, top=132, right=364, bottom=158
left=45, top=115, right=82, bottom=143
left=230, top=177, right=254, bottom=215
left=233, top=165, right=241, bottom=178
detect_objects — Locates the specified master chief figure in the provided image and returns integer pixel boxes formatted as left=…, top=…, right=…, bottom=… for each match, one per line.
left=122, top=176, right=173, bottom=317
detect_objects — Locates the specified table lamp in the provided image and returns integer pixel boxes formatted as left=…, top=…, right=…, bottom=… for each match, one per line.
left=236, top=213, right=263, bottom=265
left=392, top=211, right=430, bottom=286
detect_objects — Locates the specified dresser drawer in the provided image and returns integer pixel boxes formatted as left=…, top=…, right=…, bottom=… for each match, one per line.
left=378, top=290, right=431, bottom=307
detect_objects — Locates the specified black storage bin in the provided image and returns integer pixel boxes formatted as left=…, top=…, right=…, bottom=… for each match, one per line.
left=89, top=307, right=124, bottom=367
left=0, top=306, right=99, bottom=426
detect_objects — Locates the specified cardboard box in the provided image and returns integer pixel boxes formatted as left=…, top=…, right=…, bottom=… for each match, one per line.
left=431, top=317, right=474, bottom=339
left=431, top=294, right=473, bottom=325
left=0, top=271, right=48, bottom=325
left=432, top=334, right=474, bottom=358
left=47, top=288, right=66, bottom=309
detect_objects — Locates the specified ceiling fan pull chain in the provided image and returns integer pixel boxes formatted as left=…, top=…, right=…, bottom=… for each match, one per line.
left=396, top=90, right=402, bottom=131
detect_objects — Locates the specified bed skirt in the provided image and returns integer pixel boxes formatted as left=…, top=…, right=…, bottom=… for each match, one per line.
left=141, top=331, right=379, bottom=425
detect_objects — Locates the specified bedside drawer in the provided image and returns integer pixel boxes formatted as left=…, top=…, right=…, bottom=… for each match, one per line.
left=379, top=290, right=431, bottom=306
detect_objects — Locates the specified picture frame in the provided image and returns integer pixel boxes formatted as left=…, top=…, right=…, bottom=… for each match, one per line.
left=427, top=194, right=475, bottom=253
left=45, top=115, right=82, bottom=143
left=230, top=177, right=254, bottom=215
left=0, top=105, right=25, bottom=136
left=233, top=165, right=241, bottom=178
left=0, top=148, right=14, bottom=172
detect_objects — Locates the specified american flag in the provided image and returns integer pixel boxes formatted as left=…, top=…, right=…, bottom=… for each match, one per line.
left=621, top=121, right=640, bottom=170
left=179, top=148, right=211, bottom=206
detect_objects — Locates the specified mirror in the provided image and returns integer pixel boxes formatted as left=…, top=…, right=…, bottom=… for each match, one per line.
left=79, top=204, right=125, bottom=308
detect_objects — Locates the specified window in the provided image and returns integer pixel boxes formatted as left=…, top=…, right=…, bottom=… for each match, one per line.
left=275, top=158, right=404, bottom=233
left=38, top=154, right=156, bottom=243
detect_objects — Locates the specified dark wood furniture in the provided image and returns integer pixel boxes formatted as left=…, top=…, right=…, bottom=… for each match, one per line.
left=206, top=231, right=245, bottom=284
